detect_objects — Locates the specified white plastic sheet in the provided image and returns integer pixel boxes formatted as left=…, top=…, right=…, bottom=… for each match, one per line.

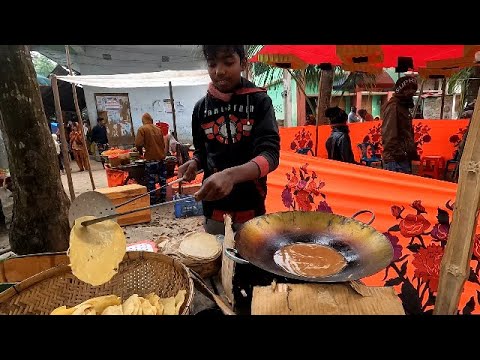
left=56, top=69, right=210, bottom=88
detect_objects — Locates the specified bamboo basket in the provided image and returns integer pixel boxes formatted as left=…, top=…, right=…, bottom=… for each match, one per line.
left=0, top=252, right=194, bottom=315
left=163, top=232, right=222, bottom=279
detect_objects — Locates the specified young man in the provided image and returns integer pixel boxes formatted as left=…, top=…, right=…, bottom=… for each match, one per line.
left=178, top=45, right=280, bottom=235
left=381, top=75, right=419, bottom=174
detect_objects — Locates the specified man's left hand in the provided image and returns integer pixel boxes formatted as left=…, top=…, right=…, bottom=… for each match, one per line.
left=194, top=171, right=234, bottom=201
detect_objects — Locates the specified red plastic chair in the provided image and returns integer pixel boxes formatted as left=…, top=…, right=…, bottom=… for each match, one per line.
left=418, top=156, right=445, bottom=180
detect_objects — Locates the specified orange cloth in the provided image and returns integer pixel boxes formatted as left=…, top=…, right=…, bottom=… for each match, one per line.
left=282, top=119, right=469, bottom=162
left=135, top=124, right=166, bottom=161
left=265, top=150, right=480, bottom=314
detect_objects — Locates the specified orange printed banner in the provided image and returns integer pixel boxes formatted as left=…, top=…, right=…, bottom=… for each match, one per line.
left=282, top=120, right=469, bottom=162
left=265, top=150, right=480, bottom=314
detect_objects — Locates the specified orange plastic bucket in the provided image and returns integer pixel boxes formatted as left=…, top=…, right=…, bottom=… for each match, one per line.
left=156, top=122, right=169, bottom=136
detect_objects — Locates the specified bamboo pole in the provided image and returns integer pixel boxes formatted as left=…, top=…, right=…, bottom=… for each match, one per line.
left=168, top=81, right=178, bottom=139
left=51, top=75, right=75, bottom=200
left=287, top=69, right=317, bottom=120
left=434, top=88, right=480, bottom=315
left=413, top=78, right=425, bottom=119
left=65, top=45, right=95, bottom=190
left=314, top=71, right=323, bottom=157
left=440, top=77, right=447, bottom=119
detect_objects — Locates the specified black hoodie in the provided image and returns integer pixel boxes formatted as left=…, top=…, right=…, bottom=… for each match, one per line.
left=191, top=78, right=280, bottom=220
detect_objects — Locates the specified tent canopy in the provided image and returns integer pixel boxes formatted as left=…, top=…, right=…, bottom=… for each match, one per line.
left=250, top=45, right=465, bottom=70
left=56, top=69, right=210, bottom=88
left=40, top=82, right=86, bottom=119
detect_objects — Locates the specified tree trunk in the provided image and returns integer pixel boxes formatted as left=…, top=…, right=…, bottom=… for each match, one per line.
left=0, top=45, right=70, bottom=255
left=283, top=69, right=292, bottom=127
left=317, top=69, right=334, bottom=125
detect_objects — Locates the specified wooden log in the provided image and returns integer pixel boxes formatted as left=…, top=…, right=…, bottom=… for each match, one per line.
left=413, top=78, right=425, bottom=118
left=65, top=45, right=95, bottom=190
left=221, top=215, right=235, bottom=306
left=51, top=75, right=75, bottom=200
left=440, top=77, right=447, bottom=119
left=434, top=88, right=480, bottom=315
left=168, top=81, right=178, bottom=139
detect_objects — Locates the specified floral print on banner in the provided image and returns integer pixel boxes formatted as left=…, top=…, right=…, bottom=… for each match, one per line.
left=281, top=163, right=332, bottom=213
left=362, top=122, right=432, bottom=157
left=383, top=199, right=480, bottom=315
left=449, top=126, right=468, bottom=158
left=363, top=123, right=383, bottom=156
left=290, top=128, right=314, bottom=153
left=413, top=123, right=432, bottom=156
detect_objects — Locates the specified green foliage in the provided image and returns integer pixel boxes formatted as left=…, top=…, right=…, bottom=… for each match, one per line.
left=30, top=51, right=56, bottom=77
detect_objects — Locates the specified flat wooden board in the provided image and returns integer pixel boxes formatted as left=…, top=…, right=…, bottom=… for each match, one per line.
left=221, top=215, right=235, bottom=306
left=252, top=282, right=405, bottom=315
left=96, top=185, right=151, bottom=226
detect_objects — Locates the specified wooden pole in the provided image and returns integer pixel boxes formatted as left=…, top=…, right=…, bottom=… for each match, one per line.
left=65, top=45, right=96, bottom=190
left=413, top=78, right=425, bottom=119
left=314, top=71, right=323, bottom=157
left=440, top=77, right=447, bottom=119
left=168, top=81, right=178, bottom=139
left=434, top=88, right=480, bottom=315
left=51, top=75, right=75, bottom=200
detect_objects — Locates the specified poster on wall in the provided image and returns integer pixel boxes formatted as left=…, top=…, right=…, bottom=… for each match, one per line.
left=422, top=96, right=453, bottom=119
left=95, top=93, right=135, bottom=146
left=162, top=99, right=185, bottom=114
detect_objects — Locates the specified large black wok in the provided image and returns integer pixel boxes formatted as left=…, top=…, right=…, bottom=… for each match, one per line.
left=225, top=210, right=393, bottom=283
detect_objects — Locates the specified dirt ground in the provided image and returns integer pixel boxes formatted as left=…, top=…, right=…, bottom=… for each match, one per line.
left=0, top=157, right=217, bottom=313
left=58, top=159, right=204, bottom=244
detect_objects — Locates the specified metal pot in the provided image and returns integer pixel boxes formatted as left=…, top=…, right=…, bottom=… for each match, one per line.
left=225, top=210, right=393, bottom=283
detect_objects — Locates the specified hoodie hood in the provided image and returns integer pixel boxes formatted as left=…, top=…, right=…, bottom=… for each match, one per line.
left=207, top=77, right=266, bottom=103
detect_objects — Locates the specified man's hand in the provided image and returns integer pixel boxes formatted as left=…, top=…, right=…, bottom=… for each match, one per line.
left=194, top=170, right=234, bottom=201
left=178, top=160, right=198, bottom=182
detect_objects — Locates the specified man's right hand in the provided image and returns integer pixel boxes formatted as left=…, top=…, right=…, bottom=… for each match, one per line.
left=178, top=160, right=198, bottom=182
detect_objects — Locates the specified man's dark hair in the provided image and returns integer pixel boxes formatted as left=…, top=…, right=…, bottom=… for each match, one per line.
left=97, top=117, right=104, bottom=123
left=326, top=106, right=348, bottom=125
left=202, top=45, right=246, bottom=61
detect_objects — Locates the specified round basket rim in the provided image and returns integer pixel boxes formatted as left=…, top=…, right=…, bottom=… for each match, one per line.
left=0, top=251, right=194, bottom=315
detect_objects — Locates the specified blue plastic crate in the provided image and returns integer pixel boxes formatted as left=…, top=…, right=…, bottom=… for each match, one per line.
left=174, top=194, right=203, bottom=218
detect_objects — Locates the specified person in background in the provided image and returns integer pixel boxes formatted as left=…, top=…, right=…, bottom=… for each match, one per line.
left=69, top=122, right=89, bottom=172
left=348, top=106, right=360, bottom=123
left=135, top=113, right=167, bottom=204
left=164, top=130, right=180, bottom=156
left=358, top=109, right=374, bottom=121
left=305, top=114, right=316, bottom=126
left=91, top=117, right=109, bottom=167
left=381, top=75, right=419, bottom=174
left=325, top=106, right=355, bottom=164
left=52, top=134, right=65, bottom=174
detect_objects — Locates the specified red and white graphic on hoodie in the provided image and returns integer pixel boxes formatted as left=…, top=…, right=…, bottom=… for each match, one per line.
left=201, top=112, right=254, bottom=144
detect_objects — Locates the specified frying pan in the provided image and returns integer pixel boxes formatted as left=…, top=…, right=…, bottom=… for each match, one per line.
left=225, top=210, right=393, bottom=283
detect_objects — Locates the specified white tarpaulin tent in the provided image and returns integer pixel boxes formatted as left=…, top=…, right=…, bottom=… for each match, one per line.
left=57, top=69, right=210, bottom=88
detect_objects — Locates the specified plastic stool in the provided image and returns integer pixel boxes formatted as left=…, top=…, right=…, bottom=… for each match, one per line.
left=418, top=156, right=445, bottom=179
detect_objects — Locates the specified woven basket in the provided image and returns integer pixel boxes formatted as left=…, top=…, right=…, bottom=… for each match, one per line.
left=164, top=232, right=222, bottom=279
left=0, top=252, right=194, bottom=315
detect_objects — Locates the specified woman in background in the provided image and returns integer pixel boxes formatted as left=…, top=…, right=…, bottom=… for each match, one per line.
left=69, top=122, right=89, bottom=172
left=325, top=106, right=355, bottom=164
